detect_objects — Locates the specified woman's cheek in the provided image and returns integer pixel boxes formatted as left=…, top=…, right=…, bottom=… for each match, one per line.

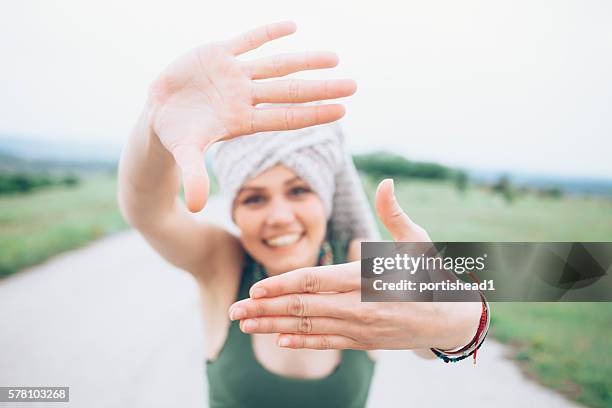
left=301, top=199, right=327, bottom=239
left=235, top=211, right=263, bottom=248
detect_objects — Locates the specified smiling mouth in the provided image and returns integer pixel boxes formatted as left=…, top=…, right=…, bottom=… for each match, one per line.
left=263, top=232, right=304, bottom=248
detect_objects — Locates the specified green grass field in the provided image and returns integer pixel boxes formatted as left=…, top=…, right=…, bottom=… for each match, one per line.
left=492, top=303, right=611, bottom=408
left=0, top=175, right=127, bottom=278
left=1, top=175, right=611, bottom=407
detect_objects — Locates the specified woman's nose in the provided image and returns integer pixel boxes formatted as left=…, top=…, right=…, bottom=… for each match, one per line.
left=265, top=199, right=296, bottom=226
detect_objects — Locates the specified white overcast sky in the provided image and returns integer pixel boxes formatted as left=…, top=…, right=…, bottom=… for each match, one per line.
left=1, top=0, right=610, bottom=178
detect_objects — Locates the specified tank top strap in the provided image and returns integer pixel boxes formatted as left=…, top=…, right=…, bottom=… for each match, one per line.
left=236, top=254, right=256, bottom=301
left=329, top=238, right=350, bottom=264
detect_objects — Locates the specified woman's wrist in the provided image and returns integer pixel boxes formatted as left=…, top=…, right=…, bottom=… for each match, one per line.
left=142, top=106, right=174, bottom=165
left=117, top=105, right=180, bottom=225
left=431, top=301, right=483, bottom=351
left=123, top=113, right=174, bottom=184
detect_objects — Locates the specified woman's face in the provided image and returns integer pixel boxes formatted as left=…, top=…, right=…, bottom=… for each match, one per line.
left=233, top=165, right=327, bottom=276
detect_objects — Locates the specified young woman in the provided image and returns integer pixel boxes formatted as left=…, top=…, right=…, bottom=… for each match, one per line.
left=118, top=21, right=485, bottom=408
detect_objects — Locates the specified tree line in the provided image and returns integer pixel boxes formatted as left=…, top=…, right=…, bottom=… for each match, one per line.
left=353, top=151, right=466, bottom=182
left=0, top=173, right=79, bottom=195
left=353, top=152, right=565, bottom=203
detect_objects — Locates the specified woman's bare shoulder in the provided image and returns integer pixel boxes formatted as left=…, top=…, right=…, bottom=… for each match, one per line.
left=197, top=228, right=245, bottom=345
left=193, top=225, right=245, bottom=287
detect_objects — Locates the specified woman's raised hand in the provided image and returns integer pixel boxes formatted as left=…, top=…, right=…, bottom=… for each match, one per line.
left=146, top=21, right=356, bottom=212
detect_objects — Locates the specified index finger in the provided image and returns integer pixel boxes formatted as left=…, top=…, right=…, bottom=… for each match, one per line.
left=225, top=21, right=297, bottom=56
left=230, top=292, right=355, bottom=320
left=249, top=261, right=361, bottom=299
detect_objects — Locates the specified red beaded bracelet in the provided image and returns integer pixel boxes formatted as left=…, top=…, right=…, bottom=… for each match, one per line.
left=430, top=293, right=490, bottom=364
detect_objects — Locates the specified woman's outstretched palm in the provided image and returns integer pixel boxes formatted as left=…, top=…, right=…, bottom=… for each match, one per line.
left=148, top=21, right=356, bottom=212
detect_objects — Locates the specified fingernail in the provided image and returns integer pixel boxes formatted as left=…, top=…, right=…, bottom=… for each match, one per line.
left=230, top=307, right=246, bottom=320
left=243, top=319, right=257, bottom=331
left=389, top=178, right=395, bottom=194
left=250, top=287, right=266, bottom=299
left=278, top=337, right=291, bottom=347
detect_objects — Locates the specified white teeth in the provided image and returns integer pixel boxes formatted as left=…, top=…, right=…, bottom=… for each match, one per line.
left=265, top=233, right=301, bottom=247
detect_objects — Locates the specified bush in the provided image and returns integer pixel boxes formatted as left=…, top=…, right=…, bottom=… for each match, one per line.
left=454, top=171, right=469, bottom=194
left=353, top=152, right=455, bottom=180
left=0, top=172, right=80, bottom=195
left=0, top=174, right=34, bottom=194
left=539, top=187, right=563, bottom=199
left=492, top=175, right=516, bottom=203
left=61, top=174, right=80, bottom=187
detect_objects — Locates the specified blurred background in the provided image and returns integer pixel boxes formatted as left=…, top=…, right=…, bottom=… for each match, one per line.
left=0, top=1, right=611, bottom=407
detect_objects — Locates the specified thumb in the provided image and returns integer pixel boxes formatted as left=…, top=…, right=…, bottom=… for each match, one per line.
left=171, top=144, right=209, bottom=213
left=374, top=179, right=428, bottom=242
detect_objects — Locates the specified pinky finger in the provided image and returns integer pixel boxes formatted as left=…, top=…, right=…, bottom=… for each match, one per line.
left=277, top=334, right=364, bottom=350
left=225, top=21, right=297, bottom=56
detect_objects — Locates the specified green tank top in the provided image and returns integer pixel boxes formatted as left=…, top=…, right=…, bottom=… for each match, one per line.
left=205, top=240, right=375, bottom=408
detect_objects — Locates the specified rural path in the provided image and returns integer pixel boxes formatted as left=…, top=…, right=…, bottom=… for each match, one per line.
left=0, top=197, right=583, bottom=408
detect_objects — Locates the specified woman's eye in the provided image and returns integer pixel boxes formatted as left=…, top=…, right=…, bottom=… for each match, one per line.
left=243, top=195, right=265, bottom=205
left=289, top=187, right=310, bottom=196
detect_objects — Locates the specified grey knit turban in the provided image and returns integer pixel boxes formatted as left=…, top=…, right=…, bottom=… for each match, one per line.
left=211, top=122, right=380, bottom=242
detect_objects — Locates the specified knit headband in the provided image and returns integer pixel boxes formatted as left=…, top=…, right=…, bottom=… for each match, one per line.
left=211, top=122, right=380, bottom=242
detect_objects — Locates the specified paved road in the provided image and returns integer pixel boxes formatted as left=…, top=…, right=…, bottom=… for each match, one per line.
left=0, top=197, right=583, bottom=408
